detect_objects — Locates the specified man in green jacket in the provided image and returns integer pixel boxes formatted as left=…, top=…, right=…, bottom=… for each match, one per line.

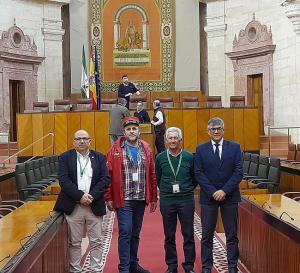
left=155, top=127, right=197, bottom=273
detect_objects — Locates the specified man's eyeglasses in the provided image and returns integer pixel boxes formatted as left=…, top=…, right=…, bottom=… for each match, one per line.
left=209, top=127, right=223, bottom=132
left=74, top=137, right=90, bottom=142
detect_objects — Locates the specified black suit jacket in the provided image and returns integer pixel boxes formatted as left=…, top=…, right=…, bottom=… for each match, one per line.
left=54, top=149, right=110, bottom=216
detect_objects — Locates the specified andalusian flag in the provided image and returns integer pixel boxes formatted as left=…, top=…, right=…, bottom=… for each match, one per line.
left=89, top=47, right=97, bottom=109
left=81, top=45, right=89, bottom=99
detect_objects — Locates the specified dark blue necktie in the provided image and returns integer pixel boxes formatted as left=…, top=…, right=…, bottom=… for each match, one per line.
left=214, top=143, right=221, bottom=162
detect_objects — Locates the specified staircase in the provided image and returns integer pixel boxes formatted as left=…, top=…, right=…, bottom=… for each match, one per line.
left=260, top=135, right=290, bottom=159
left=0, top=142, right=18, bottom=168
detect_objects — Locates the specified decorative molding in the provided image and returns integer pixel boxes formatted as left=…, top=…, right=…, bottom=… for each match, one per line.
left=226, top=19, right=276, bottom=126
left=204, top=16, right=227, bottom=38
left=42, top=18, right=65, bottom=41
left=281, top=0, right=300, bottom=35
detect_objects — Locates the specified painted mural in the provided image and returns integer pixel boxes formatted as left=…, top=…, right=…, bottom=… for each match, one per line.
left=90, top=0, right=175, bottom=92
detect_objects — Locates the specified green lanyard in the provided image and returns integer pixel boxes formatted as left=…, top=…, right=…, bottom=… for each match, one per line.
left=77, top=156, right=89, bottom=177
left=166, top=150, right=182, bottom=184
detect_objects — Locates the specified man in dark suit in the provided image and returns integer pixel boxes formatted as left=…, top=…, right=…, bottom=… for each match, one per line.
left=194, top=117, right=243, bottom=273
left=118, top=74, right=140, bottom=108
left=54, top=129, right=110, bottom=273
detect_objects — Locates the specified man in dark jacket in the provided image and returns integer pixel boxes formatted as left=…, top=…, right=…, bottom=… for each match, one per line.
left=194, top=117, right=243, bottom=273
left=54, top=129, right=110, bottom=273
left=134, top=101, right=150, bottom=123
left=151, top=100, right=166, bottom=153
left=118, top=74, right=140, bottom=108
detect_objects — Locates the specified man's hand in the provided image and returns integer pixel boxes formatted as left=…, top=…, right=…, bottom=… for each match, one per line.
left=136, top=91, right=141, bottom=96
left=213, top=190, right=226, bottom=201
left=149, top=202, right=157, bottom=213
left=106, top=201, right=115, bottom=211
left=80, top=193, right=93, bottom=206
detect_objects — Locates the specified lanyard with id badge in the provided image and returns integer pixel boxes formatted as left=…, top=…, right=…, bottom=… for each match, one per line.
left=167, top=150, right=182, bottom=193
left=126, top=144, right=140, bottom=182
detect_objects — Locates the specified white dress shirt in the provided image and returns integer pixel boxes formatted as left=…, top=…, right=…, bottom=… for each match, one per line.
left=151, top=110, right=164, bottom=126
left=76, top=151, right=93, bottom=193
left=211, top=138, right=223, bottom=159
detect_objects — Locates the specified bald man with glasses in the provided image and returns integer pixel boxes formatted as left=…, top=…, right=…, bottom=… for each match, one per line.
left=194, top=117, right=243, bottom=273
left=54, top=129, right=110, bottom=273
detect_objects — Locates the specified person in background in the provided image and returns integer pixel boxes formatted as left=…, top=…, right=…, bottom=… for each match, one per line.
left=156, top=127, right=196, bottom=273
left=105, top=116, right=157, bottom=273
left=194, top=117, right=243, bottom=273
left=134, top=101, right=150, bottom=123
left=118, top=74, right=140, bottom=109
left=54, top=129, right=110, bottom=273
left=151, top=99, right=166, bottom=154
left=109, top=98, right=130, bottom=145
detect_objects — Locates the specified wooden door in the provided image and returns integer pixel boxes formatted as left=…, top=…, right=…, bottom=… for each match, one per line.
left=9, top=80, right=25, bottom=141
left=247, top=74, right=264, bottom=134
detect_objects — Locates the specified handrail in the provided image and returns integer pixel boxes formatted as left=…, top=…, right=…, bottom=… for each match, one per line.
left=24, top=144, right=54, bottom=163
left=1, top=132, right=54, bottom=168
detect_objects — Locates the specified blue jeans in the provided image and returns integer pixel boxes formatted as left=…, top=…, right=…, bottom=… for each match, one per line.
left=116, top=200, right=146, bottom=273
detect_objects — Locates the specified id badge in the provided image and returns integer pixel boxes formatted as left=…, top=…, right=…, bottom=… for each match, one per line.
left=132, top=172, right=138, bottom=182
left=172, top=184, right=180, bottom=193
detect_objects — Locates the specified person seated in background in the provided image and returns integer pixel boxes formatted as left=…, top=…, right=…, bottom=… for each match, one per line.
left=118, top=74, right=140, bottom=109
left=134, top=101, right=150, bottom=123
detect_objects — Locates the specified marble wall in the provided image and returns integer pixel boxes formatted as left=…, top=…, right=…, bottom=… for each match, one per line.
left=206, top=0, right=300, bottom=131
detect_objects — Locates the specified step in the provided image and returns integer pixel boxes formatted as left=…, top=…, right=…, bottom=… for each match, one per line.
left=260, top=149, right=288, bottom=158
left=0, top=149, right=18, bottom=156
left=259, top=135, right=290, bottom=143
left=0, top=155, right=17, bottom=164
left=0, top=142, right=18, bottom=149
left=260, top=142, right=289, bottom=149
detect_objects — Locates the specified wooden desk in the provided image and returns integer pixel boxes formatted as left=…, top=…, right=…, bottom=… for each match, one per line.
left=280, top=162, right=300, bottom=193
left=239, top=194, right=300, bottom=273
left=17, top=108, right=260, bottom=156
left=0, top=201, right=68, bottom=273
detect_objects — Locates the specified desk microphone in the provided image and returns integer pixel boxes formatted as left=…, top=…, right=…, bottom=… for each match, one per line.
left=279, top=211, right=295, bottom=221
left=19, top=235, right=32, bottom=250
left=247, top=195, right=257, bottom=201
left=0, top=254, right=10, bottom=263
left=261, top=201, right=272, bottom=209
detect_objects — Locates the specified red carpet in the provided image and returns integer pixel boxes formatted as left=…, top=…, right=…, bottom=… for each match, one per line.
left=81, top=208, right=249, bottom=273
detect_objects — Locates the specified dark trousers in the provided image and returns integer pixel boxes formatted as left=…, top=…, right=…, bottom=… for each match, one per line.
left=160, top=201, right=195, bottom=271
left=155, top=132, right=165, bottom=154
left=116, top=200, right=146, bottom=273
left=201, top=203, right=239, bottom=271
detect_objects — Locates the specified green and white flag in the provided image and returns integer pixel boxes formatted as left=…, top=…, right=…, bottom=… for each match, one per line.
left=81, top=45, right=89, bottom=98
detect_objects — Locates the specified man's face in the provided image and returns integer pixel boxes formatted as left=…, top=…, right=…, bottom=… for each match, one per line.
left=208, top=125, right=224, bottom=143
left=165, top=132, right=182, bottom=150
left=137, top=102, right=143, bottom=112
left=73, top=131, right=90, bottom=154
left=124, top=124, right=140, bottom=142
left=122, top=77, right=129, bottom=84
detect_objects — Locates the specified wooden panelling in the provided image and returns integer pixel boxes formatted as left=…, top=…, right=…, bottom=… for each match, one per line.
left=67, top=112, right=81, bottom=150
left=183, top=109, right=198, bottom=152
left=32, top=114, right=44, bottom=156
left=196, top=109, right=210, bottom=145
left=233, top=109, right=244, bottom=149
left=95, top=112, right=110, bottom=154
left=81, top=112, right=95, bottom=150
left=280, top=169, right=300, bottom=193
left=244, top=108, right=259, bottom=150
left=17, top=108, right=260, bottom=155
left=42, top=113, right=55, bottom=156
left=54, top=113, right=68, bottom=155
left=17, top=114, right=33, bottom=156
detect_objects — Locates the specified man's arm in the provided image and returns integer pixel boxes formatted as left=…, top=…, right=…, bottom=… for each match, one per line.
left=89, top=154, right=111, bottom=201
left=58, top=153, right=84, bottom=201
left=144, top=111, right=151, bottom=122
left=155, top=155, right=162, bottom=188
left=148, top=149, right=157, bottom=212
left=221, top=144, right=243, bottom=195
left=194, top=146, right=217, bottom=198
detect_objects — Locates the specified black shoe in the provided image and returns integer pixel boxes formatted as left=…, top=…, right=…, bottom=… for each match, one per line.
left=201, top=270, right=211, bottom=273
left=129, top=264, right=150, bottom=273
left=228, top=269, right=238, bottom=273
left=165, top=269, right=178, bottom=273
left=185, top=270, right=195, bottom=273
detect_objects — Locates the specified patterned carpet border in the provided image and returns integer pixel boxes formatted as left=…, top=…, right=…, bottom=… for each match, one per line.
left=194, top=213, right=249, bottom=273
left=81, top=210, right=115, bottom=272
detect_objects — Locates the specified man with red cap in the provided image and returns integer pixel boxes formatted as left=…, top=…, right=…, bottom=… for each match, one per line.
left=105, top=116, right=157, bottom=273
